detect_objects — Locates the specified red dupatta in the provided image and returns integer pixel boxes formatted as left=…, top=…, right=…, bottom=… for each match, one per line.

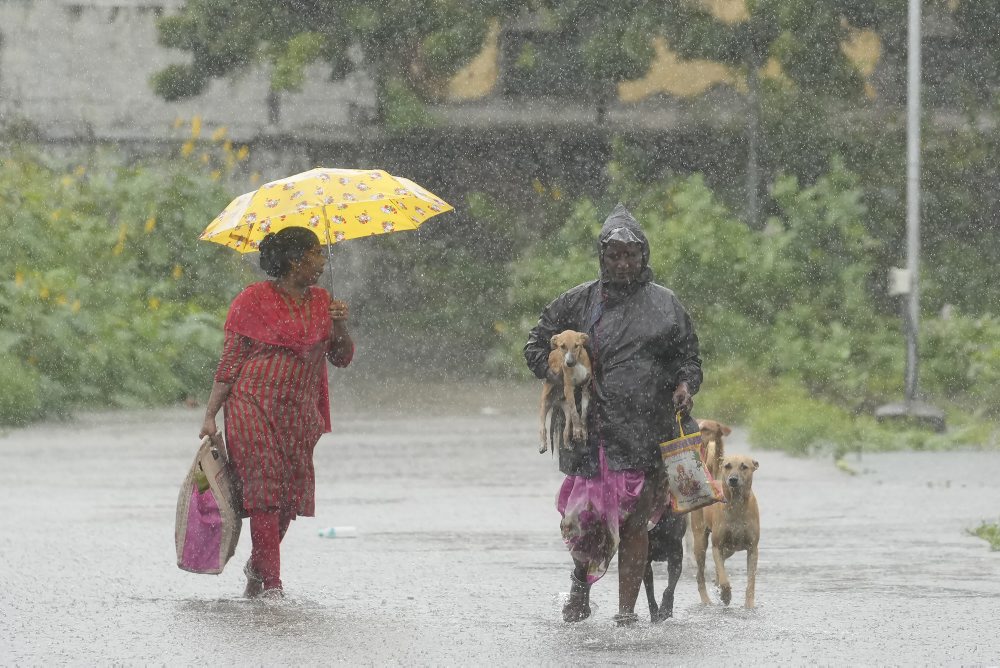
left=224, top=281, right=333, bottom=431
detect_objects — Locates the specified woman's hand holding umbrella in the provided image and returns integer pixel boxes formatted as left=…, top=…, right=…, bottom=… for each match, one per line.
left=328, top=299, right=349, bottom=322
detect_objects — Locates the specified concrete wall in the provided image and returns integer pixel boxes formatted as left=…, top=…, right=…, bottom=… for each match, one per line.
left=0, top=0, right=376, bottom=142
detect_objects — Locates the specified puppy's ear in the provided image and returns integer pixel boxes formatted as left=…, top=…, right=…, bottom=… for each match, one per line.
left=550, top=334, right=559, bottom=348
left=722, top=425, right=732, bottom=436
left=580, top=333, right=590, bottom=345
left=752, top=460, right=759, bottom=470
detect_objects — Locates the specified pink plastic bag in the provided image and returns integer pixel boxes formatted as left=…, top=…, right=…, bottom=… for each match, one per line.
left=175, top=435, right=242, bottom=574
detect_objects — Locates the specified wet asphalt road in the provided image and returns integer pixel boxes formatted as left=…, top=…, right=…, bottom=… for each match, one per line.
left=2, top=380, right=999, bottom=665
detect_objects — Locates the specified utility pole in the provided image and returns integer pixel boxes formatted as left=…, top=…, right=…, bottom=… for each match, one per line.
left=876, top=0, right=944, bottom=432
left=904, top=0, right=921, bottom=405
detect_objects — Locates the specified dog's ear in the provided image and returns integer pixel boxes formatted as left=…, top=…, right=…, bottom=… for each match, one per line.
left=722, top=424, right=732, bottom=436
left=580, top=333, right=590, bottom=345
left=752, top=459, right=759, bottom=470
left=550, top=334, right=559, bottom=348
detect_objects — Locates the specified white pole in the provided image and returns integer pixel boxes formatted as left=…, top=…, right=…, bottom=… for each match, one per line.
left=905, top=0, right=921, bottom=405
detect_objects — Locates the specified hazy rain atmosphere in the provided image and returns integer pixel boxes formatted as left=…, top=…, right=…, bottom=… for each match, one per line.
left=2, top=1, right=999, bottom=665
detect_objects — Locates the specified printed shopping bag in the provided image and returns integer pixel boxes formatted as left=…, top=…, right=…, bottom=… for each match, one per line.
left=175, top=435, right=242, bottom=574
left=660, top=413, right=724, bottom=513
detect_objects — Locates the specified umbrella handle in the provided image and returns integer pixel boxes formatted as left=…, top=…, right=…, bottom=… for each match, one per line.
left=322, top=208, right=336, bottom=297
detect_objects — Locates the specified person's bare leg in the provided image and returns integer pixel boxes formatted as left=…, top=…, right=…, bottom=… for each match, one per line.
left=563, top=559, right=591, bottom=622
left=617, top=518, right=648, bottom=617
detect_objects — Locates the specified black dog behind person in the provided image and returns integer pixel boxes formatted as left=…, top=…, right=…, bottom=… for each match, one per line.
left=643, top=511, right=686, bottom=621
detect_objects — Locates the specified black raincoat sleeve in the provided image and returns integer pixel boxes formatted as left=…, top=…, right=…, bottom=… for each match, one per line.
left=666, top=299, right=702, bottom=395
left=524, top=294, right=569, bottom=380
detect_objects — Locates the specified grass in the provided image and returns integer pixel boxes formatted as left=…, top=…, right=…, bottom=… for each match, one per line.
left=969, top=522, right=1000, bottom=551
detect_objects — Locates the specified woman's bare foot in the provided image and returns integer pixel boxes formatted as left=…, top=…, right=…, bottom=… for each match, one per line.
left=243, top=560, right=264, bottom=599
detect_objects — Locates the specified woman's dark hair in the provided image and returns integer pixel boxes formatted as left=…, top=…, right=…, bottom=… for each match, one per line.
left=258, top=227, right=320, bottom=278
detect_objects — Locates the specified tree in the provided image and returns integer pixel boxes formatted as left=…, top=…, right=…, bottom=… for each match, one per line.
left=151, top=0, right=524, bottom=125
left=660, top=0, right=879, bottom=226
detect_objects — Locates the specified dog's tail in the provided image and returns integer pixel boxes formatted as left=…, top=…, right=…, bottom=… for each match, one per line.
left=704, top=433, right=724, bottom=479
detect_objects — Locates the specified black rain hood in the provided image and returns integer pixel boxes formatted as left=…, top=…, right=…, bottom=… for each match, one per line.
left=597, top=203, right=653, bottom=287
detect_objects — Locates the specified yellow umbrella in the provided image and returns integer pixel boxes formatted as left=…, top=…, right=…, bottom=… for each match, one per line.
left=201, top=167, right=452, bottom=253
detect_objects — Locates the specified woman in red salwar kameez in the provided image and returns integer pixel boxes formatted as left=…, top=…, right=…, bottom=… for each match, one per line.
left=199, top=227, right=354, bottom=599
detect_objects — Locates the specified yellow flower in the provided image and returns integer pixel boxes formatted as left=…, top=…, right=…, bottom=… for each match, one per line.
left=50, top=210, right=62, bottom=221
left=56, top=294, right=68, bottom=306
left=172, top=264, right=184, bottom=280
left=61, top=175, right=75, bottom=187
left=210, top=169, right=221, bottom=182
left=14, top=271, right=25, bottom=287
left=236, top=145, right=250, bottom=162
left=191, top=115, right=202, bottom=138
left=550, top=186, right=563, bottom=201
left=211, top=126, right=228, bottom=141
left=200, top=152, right=210, bottom=164
left=223, top=140, right=233, bottom=154
left=71, top=299, right=81, bottom=313
left=112, top=223, right=128, bottom=256
left=74, top=165, right=86, bottom=177
left=144, top=216, right=156, bottom=233
left=181, top=140, right=195, bottom=158
left=532, top=178, right=546, bottom=195
left=148, top=297, right=161, bottom=310
left=39, top=286, right=50, bottom=300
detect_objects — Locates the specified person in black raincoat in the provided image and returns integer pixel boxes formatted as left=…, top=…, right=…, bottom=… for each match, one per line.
left=524, top=203, right=702, bottom=626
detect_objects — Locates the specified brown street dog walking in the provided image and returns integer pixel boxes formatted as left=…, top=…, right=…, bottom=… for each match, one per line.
left=539, top=330, right=592, bottom=454
left=692, top=453, right=760, bottom=608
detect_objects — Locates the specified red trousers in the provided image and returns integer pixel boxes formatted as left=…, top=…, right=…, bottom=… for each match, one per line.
left=250, top=509, right=295, bottom=590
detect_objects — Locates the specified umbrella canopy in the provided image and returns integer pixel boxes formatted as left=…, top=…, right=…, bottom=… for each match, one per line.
left=200, top=168, right=453, bottom=252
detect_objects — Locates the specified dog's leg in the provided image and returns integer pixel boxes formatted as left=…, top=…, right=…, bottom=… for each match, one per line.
left=539, top=383, right=552, bottom=454
left=659, top=539, right=683, bottom=619
left=643, top=559, right=659, bottom=622
left=560, top=400, right=574, bottom=449
left=576, top=381, right=590, bottom=444
left=562, top=371, right=582, bottom=446
left=713, top=538, right=731, bottom=606
left=745, top=544, right=758, bottom=608
left=692, top=512, right=712, bottom=605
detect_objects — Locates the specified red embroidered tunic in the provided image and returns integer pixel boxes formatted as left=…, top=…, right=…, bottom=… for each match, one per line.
left=215, top=282, right=353, bottom=517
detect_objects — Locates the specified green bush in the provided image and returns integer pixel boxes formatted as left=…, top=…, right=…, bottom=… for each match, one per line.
left=0, top=145, right=245, bottom=423
left=969, top=522, right=1000, bottom=551
left=0, top=355, right=42, bottom=425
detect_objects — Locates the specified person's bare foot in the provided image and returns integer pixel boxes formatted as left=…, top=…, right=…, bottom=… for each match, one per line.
left=243, top=560, right=263, bottom=599
left=563, top=573, right=591, bottom=622
left=260, top=588, right=284, bottom=600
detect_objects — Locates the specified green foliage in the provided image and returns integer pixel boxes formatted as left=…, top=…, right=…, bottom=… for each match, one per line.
left=270, top=33, right=325, bottom=92
left=152, top=0, right=521, bottom=114
left=0, top=146, right=245, bottom=423
left=150, top=64, right=208, bottom=102
left=383, top=79, right=438, bottom=133
left=969, top=522, right=1000, bottom=551
left=0, top=355, right=42, bottom=425
left=661, top=0, right=864, bottom=95
left=749, top=383, right=860, bottom=457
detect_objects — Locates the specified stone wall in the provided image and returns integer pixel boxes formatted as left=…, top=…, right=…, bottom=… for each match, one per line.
left=0, top=0, right=376, bottom=142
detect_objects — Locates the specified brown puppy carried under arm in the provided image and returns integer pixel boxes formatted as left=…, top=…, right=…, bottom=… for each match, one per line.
left=693, top=453, right=760, bottom=608
left=539, top=330, right=592, bottom=454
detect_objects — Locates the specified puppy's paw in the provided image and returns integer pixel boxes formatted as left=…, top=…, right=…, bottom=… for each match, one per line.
left=720, top=583, right=732, bottom=606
